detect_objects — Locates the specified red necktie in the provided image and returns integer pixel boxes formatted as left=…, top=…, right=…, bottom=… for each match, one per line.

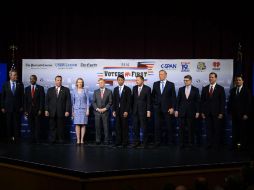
left=209, top=86, right=213, bottom=97
left=31, top=86, right=35, bottom=98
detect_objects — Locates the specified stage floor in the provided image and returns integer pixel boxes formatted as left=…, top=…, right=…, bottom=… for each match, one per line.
left=0, top=142, right=252, bottom=178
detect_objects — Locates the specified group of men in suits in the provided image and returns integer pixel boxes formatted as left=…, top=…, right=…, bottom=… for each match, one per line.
left=1, top=70, right=71, bottom=144
left=0, top=69, right=252, bottom=150
left=92, top=70, right=251, bottom=150
left=92, top=75, right=132, bottom=147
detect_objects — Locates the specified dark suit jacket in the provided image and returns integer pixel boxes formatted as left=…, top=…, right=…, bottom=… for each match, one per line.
left=112, top=85, right=131, bottom=114
left=1, top=81, right=24, bottom=112
left=45, top=86, right=71, bottom=118
left=152, top=80, right=176, bottom=112
left=92, top=88, right=112, bottom=112
left=228, top=85, right=251, bottom=117
left=132, top=85, right=151, bottom=116
left=24, top=84, right=45, bottom=114
left=201, top=84, right=226, bottom=116
left=176, top=85, right=200, bottom=117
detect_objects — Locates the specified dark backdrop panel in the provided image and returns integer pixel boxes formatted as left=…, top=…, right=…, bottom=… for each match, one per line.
left=0, top=13, right=253, bottom=85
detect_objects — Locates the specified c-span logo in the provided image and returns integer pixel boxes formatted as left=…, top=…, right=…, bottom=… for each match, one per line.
left=161, top=64, right=177, bottom=70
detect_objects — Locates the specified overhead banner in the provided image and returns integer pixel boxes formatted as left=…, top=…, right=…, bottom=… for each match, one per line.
left=22, top=59, right=233, bottom=97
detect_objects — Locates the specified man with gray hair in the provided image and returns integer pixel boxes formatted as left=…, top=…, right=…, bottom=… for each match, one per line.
left=175, top=75, right=200, bottom=148
left=152, top=70, right=176, bottom=147
left=92, top=78, right=112, bottom=145
left=1, top=69, right=24, bottom=143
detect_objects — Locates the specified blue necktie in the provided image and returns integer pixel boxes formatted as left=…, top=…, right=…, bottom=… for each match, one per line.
left=161, top=81, right=164, bottom=93
left=11, top=82, right=15, bottom=94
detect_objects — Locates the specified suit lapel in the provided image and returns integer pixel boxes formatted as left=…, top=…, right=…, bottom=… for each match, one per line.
left=239, top=87, right=243, bottom=96
left=34, top=86, right=38, bottom=97
left=213, top=85, right=217, bottom=96
left=28, top=85, right=32, bottom=97
left=121, top=86, right=125, bottom=98
left=54, top=87, right=58, bottom=98
left=54, top=86, right=60, bottom=98
left=13, top=82, right=18, bottom=95
left=235, top=87, right=238, bottom=96
left=188, top=87, right=194, bottom=99
left=156, top=82, right=161, bottom=94
left=97, top=89, right=101, bottom=99
left=58, top=86, right=63, bottom=98
left=206, top=85, right=210, bottom=96
left=8, top=82, right=12, bottom=93
left=116, top=87, right=119, bottom=98
left=134, top=86, right=138, bottom=96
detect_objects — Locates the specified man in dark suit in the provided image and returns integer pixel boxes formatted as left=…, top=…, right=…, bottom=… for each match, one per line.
left=228, top=74, right=251, bottom=150
left=45, top=75, right=71, bottom=144
left=132, top=75, right=152, bottom=148
left=175, top=75, right=200, bottom=148
left=152, top=70, right=176, bottom=146
left=24, top=75, right=45, bottom=143
left=201, top=72, right=226, bottom=149
left=112, top=75, right=131, bottom=147
left=1, top=69, right=24, bottom=143
left=92, top=78, right=113, bottom=145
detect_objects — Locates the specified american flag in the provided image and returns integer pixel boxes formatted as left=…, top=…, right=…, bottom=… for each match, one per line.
left=234, top=42, right=243, bottom=76
left=9, top=44, right=18, bottom=70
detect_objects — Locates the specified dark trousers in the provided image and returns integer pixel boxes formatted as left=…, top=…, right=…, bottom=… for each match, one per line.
left=195, top=118, right=203, bottom=145
left=49, top=116, right=65, bottom=143
left=6, top=112, right=21, bottom=141
left=206, top=114, right=223, bottom=147
left=232, top=115, right=248, bottom=148
left=179, top=117, right=196, bottom=146
left=133, top=111, right=148, bottom=144
left=94, top=112, right=109, bottom=143
left=115, top=113, right=129, bottom=145
left=154, top=109, right=174, bottom=144
left=0, top=112, right=6, bottom=140
left=28, top=109, right=41, bottom=142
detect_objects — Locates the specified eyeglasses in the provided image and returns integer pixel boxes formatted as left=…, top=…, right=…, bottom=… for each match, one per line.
left=184, top=79, right=190, bottom=82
